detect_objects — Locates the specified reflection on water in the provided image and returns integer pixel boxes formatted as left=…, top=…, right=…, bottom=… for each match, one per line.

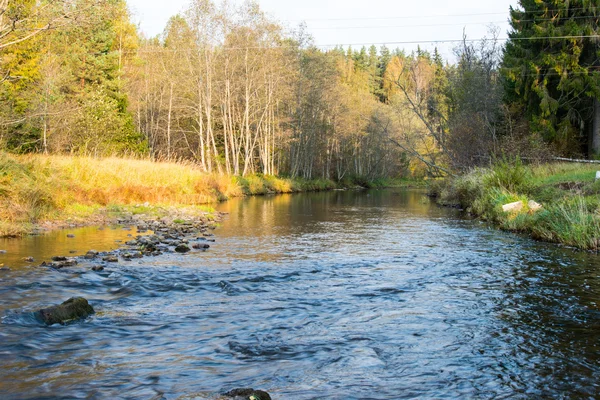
left=1, top=189, right=600, bottom=399
left=0, top=225, right=147, bottom=269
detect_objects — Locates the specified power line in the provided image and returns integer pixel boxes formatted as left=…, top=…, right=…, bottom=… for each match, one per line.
left=124, top=34, right=599, bottom=52
left=40, top=35, right=599, bottom=55
left=279, top=7, right=598, bottom=23
left=309, top=21, right=509, bottom=31
left=316, top=35, right=600, bottom=48
left=307, top=14, right=600, bottom=30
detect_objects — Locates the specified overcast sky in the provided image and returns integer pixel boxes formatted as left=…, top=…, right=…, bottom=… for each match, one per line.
left=126, top=0, right=521, bottom=59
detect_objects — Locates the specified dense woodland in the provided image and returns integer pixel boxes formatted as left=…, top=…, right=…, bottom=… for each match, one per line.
left=1, top=0, right=599, bottom=179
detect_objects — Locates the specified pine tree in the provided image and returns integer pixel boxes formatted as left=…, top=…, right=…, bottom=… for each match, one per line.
left=502, top=0, right=600, bottom=156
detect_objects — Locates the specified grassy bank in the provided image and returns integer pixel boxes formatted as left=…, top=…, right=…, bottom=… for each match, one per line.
left=0, top=153, right=405, bottom=237
left=430, top=160, right=600, bottom=251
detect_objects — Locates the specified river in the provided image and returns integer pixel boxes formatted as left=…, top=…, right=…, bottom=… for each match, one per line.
left=1, top=189, right=599, bottom=399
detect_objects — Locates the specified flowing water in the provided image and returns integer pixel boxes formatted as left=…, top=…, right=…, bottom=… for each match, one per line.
left=1, top=189, right=599, bottom=399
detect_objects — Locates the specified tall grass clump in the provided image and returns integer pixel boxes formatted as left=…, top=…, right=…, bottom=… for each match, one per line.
left=483, top=157, right=531, bottom=193
left=0, top=153, right=56, bottom=236
left=431, top=158, right=600, bottom=251
left=531, top=197, right=600, bottom=250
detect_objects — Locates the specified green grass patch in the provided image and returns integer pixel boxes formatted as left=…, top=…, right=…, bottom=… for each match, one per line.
left=431, top=160, right=600, bottom=251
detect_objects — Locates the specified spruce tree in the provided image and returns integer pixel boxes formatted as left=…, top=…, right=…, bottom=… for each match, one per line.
left=502, top=0, right=600, bottom=156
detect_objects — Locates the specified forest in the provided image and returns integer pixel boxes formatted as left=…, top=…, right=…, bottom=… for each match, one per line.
left=1, top=0, right=599, bottom=181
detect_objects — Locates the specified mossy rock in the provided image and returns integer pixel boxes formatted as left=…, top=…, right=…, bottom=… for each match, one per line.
left=35, top=297, right=95, bottom=326
left=222, top=388, right=272, bottom=400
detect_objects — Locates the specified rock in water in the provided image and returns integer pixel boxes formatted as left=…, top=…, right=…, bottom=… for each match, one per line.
left=35, top=297, right=95, bottom=326
left=175, top=244, right=191, bottom=253
left=222, top=388, right=272, bottom=400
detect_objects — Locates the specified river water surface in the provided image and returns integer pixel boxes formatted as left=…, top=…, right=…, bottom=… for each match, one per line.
left=1, top=189, right=599, bottom=399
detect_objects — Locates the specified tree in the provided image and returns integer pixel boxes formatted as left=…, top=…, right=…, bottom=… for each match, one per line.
left=502, top=0, right=600, bottom=156
left=1, top=0, right=144, bottom=154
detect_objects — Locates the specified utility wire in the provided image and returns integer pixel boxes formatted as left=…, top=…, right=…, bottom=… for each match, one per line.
left=281, top=7, right=598, bottom=22
left=114, top=35, right=599, bottom=53
left=308, top=14, right=600, bottom=30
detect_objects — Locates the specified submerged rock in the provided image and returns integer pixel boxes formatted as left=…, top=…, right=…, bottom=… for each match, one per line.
left=92, top=266, right=104, bottom=272
left=35, top=297, right=95, bottom=326
left=102, top=255, right=119, bottom=263
left=23, top=257, right=34, bottom=263
left=42, top=259, right=78, bottom=269
left=222, top=388, right=272, bottom=400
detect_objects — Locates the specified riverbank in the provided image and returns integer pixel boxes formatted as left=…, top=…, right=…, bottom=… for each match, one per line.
left=0, top=152, right=412, bottom=237
left=429, top=160, right=600, bottom=251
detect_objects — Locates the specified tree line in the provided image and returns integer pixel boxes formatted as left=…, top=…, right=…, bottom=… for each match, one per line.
left=1, top=0, right=599, bottom=179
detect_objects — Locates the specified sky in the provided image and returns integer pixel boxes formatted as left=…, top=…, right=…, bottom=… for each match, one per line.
left=126, top=0, right=521, bottom=60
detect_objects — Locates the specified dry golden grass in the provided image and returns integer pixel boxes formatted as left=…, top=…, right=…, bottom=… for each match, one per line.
left=0, top=153, right=340, bottom=236
left=0, top=153, right=243, bottom=236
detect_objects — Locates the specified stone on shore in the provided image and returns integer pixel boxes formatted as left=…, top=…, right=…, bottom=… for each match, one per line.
left=221, top=388, right=272, bottom=400
left=35, top=297, right=95, bottom=326
left=528, top=200, right=543, bottom=212
left=502, top=201, right=524, bottom=213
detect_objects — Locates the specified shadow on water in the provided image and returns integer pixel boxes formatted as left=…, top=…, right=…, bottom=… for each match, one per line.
left=1, top=189, right=600, bottom=399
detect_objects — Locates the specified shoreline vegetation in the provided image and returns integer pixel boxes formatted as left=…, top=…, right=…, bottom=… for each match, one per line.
left=429, top=160, right=600, bottom=251
left=0, top=152, right=421, bottom=238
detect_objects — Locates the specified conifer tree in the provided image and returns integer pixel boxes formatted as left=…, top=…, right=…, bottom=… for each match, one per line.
left=503, top=0, right=600, bottom=155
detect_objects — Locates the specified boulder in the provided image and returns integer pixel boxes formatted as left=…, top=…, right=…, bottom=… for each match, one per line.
left=35, top=297, right=95, bottom=326
left=528, top=200, right=543, bottom=212
left=175, top=244, right=191, bottom=253
left=502, top=201, right=524, bottom=213
left=222, top=388, right=272, bottom=400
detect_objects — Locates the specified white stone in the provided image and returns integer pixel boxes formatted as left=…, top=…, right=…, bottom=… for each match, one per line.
left=528, top=200, right=543, bottom=212
left=596, top=171, right=600, bottom=181
left=502, top=201, right=524, bottom=213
